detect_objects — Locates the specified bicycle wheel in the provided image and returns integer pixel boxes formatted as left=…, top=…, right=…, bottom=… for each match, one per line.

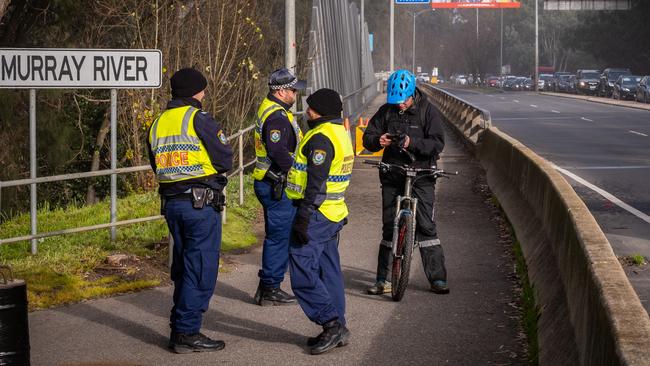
left=391, top=212, right=415, bottom=301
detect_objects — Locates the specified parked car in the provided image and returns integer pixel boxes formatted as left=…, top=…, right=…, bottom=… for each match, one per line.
left=566, top=75, right=578, bottom=94
left=537, top=74, right=553, bottom=91
left=636, top=76, right=650, bottom=103
left=416, top=73, right=429, bottom=82
left=556, top=74, right=574, bottom=92
left=612, top=75, right=642, bottom=100
left=575, top=69, right=601, bottom=95
left=513, top=77, right=527, bottom=91
left=599, top=68, right=631, bottom=98
left=487, top=76, right=499, bottom=87
left=551, top=71, right=572, bottom=92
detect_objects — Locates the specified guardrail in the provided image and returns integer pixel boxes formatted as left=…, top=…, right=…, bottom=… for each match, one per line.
left=0, top=125, right=256, bottom=250
left=421, top=83, right=650, bottom=366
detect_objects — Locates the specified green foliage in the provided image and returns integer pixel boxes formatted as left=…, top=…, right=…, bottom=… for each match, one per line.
left=0, top=175, right=261, bottom=309
left=630, top=254, right=647, bottom=266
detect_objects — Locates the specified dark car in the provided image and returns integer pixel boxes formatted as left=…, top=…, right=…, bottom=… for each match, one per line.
left=612, top=75, right=642, bottom=100
left=599, top=68, right=631, bottom=98
left=557, top=74, right=574, bottom=93
left=575, top=69, right=601, bottom=95
left=523, top=78, right=534, bottom=91
left=502, top=76, right=518, bottom=90
left=513, top=77, right=527, bottom=91
left=551, top=71, right=571, bottom=92
left=636, top=76, right=650, bottom=103
left=487, top=76, right=499, bottom=87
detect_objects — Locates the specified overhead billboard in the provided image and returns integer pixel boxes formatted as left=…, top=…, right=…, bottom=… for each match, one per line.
left=431, top=1, right=521, bottom=8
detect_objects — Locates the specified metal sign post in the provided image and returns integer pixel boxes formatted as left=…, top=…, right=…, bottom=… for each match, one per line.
left=1, top=48, right=161, bottom=252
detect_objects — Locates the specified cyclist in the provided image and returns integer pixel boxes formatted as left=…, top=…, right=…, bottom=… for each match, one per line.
left=362, top=69, right=449, bottom=295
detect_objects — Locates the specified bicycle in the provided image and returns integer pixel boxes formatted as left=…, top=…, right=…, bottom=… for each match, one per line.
left=364, top=158, right=456, bottom=301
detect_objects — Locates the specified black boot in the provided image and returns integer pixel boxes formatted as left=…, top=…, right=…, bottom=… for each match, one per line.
left=310, top=320, right=350, bottom=355
left=420, top=245, right=449, bottom=294
left=254, top=283, right=297, bottom=306
left=168, top=332, right=225, bottom=354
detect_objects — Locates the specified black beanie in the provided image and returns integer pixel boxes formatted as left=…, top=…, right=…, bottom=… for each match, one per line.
left=306, top=88, right=343, bottom=117
left=170, top=68, right=208, bottom=98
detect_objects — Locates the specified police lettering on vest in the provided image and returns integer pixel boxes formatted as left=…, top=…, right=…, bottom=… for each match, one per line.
left=148, top=106, right=218, bottom=182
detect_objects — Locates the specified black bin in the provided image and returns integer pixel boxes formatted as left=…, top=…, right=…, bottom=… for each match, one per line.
left=0, top=266, right=30, bottom=366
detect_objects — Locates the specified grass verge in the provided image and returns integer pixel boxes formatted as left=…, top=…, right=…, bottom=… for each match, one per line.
left=0, top=175, right=260, bottom=310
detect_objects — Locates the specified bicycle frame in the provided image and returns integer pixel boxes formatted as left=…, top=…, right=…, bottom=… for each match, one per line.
left=390, top=171, right=419, bottom=259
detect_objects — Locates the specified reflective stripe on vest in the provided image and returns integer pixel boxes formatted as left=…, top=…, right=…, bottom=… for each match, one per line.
left=252, top=97, right=303, bottom=180
left=148, top=106, right=218, bottom=183
left=285, top=120, right=354, bottom=222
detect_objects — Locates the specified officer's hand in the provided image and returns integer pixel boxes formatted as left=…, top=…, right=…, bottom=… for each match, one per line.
left=403, top=135, right=410, bottom=148
left=379, top=133, right=392, bottom=147
left=292, top=216, right=310, bottom=245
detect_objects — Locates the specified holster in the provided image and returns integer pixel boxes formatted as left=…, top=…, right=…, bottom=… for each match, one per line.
left=191, top=187, right=211, bottom=209
left=265, top=170, right=287, bottom=201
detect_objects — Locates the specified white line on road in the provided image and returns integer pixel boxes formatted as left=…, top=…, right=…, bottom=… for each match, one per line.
left=530, top=104, right=538, bottom=108
left=558, top=165, right=650, bottom=170
left=581, top=117, right=594, bottom=122
left=553, top=165, right=650, bottom=225
left=629, top=130, right=648, bottom=137
left=551, top=110, right=561, bottom=113
left=513, top=100, right=520, bottom=103
left=494, top=117, right=576, bottom=121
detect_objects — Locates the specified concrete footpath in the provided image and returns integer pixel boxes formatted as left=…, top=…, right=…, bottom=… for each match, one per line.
left=29, top=93, right=526, bottom=365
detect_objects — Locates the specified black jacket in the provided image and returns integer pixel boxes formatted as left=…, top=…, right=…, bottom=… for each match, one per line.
left=261, top=93, right=298, bottom=175
left=362, top=88, right=444, bottom=176
left=147, top=97, right=233, bottom=196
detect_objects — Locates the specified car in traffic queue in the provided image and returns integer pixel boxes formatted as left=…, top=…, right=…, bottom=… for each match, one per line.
left=487, top=76, right=499, bottom=87
left=556, top=74, right=575, bottom=93
left=612, top=75, right=642, bottom=100
left=551, top=71, right=572, bottom=92
left=538, top=74, right=553, bottom=91
left=576, top=69, right=601, bottom=95
left=501, top=76, right=519, bottom=91
left=636, top=76, right=650, bottom=103
left=522, top=77, right=534, bottom=91
left=599, top=68, right=631, bottom=98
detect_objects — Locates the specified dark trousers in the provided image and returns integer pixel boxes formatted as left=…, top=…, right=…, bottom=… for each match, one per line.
left=289, top=211, right=346, bottom=326
left=165, top=199, right=222, bottom=334
left=377, top=177, right=446, bottom=284
left=254, top=180, right=297, bottom=288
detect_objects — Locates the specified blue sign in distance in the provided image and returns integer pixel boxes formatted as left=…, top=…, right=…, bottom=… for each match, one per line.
left=395, top=0, right=430, bottom=4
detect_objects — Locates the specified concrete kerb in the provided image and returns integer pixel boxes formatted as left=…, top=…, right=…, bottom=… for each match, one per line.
left=423, top=86, right=650, bottom=365
left=539, top=92, right=650, bottom=112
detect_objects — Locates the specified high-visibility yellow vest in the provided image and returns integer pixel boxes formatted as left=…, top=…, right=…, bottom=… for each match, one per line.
left=252, top=97, right=303, bottom=180
left=285, top=120, right=354, bottom=222
left=148, top=106, right=219, bottom=183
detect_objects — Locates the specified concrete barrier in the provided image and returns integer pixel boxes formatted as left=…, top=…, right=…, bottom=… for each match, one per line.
left=422, top=84, right=650, bottom=366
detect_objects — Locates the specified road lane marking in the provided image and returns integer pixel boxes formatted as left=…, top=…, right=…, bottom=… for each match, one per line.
left=581, top=117, right=594, bottom=122
left=494, top=117, right=576, bottom=121
left=553, top=165, right=650, bottom=225
left=500, top=96, right=506, bottom=100
left=558, top=165, right=650, bottom=170
left=530, top=104, right=538, bottom=108
left=629, top=130, right=648, bottom=137
left=513, top=100, right=520, bottom=103
left=551, top=110, right=560, bottom=113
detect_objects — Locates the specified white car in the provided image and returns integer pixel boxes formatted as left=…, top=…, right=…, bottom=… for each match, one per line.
left=416, top=73, right=429, bottom=82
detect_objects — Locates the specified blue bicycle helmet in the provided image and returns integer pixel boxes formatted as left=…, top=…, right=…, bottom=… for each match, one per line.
left=387, top=69, right=416, bottom=104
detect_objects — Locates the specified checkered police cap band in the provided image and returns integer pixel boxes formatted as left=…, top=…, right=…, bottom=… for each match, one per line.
left=269, top=78, right=299, bottom=90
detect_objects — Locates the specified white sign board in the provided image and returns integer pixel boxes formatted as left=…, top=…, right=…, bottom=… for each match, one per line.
left=0, top=48, right=162, bottom=89
left=416, top=66, right=422, bottom=73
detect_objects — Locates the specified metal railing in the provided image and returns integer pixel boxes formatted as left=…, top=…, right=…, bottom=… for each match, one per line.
left=0, top=125, right=256, bottom=249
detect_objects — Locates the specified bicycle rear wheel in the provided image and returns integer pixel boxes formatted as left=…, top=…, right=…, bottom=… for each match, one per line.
left=391, top=212, right=415, bottom=301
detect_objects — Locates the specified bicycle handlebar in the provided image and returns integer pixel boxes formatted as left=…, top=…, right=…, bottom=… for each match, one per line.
left=363, top=159, right=458, bottom=176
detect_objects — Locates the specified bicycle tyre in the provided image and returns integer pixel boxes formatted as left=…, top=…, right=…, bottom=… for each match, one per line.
left=391, top=212, right=415, bottom=301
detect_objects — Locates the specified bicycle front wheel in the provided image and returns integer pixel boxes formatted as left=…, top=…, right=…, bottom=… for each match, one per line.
left=391, top=212, right=415, bottom=301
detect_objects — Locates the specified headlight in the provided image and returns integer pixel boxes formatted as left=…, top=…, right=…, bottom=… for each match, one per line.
left=608, top=82, right=614, bottom=86
left=623, top=88, right=630, bottom=92
left=579, top=82, right=586, bottom=86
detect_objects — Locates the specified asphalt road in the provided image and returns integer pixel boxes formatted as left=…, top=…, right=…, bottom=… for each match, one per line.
left=28, top=94, right=526, bottom=365
left=439, top=86, right=650, bottom=313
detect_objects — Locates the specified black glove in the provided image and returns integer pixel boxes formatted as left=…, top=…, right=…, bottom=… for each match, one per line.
left=292, top=208, right=312, bottom=245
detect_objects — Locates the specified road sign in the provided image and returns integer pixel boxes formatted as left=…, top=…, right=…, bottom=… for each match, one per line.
left=431, top=1, right=520, bottom=8
left=0, top=48, right=162, bottom=89
left=396, top=0, right=430, bottom=4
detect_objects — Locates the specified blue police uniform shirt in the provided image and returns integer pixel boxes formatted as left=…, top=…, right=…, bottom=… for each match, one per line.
left=147, top=97, right=233, bottom=196
left=261, top=93, right=298, bottom=174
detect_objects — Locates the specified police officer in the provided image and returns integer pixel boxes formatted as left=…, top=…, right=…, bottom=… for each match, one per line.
left=252, top=68, right=306, bottom=306
left=285, top=88, right=354, bottom=355
left=362, top=69, right=448, bottom=295
left=147, top=68, right=233, bottom=353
